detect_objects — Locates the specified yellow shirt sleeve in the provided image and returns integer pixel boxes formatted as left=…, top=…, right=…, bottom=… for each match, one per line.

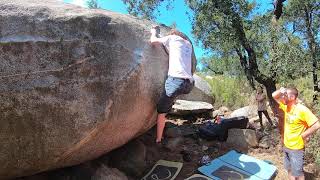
left=279, top=102, right=286, bottom=111
left=301, top=106, right=318, bottom=127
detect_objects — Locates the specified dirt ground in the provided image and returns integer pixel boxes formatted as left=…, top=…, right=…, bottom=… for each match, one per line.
left=140, top=116, right=320, bottom=180
left=249, top=149, right=320, bottom=180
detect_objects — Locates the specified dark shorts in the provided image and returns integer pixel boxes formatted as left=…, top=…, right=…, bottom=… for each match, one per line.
left=283, top=147, right=304, bottom=177
left=157, top=76, right=193, bottom=113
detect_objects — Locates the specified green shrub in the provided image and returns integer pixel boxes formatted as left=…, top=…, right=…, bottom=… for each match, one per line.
left=305, top=102, right=320, bottom=166
left=305, top=131, right=320, bottom=166
left=203, top=75, right=253, bottom=110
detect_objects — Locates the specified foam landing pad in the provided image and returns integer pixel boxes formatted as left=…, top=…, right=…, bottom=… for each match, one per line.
left=185, top=174, right=212, bottom=180
left=141, top=160, right=183, bottom=180
left=198, top=150, right=277, bottom=180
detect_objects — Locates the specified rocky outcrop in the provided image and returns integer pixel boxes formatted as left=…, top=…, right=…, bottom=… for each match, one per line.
left=178, top=74, right=214, bottom=104
left=0, top=0, right=180, bottom=178
left=170, top=100, right=214, bottom=116
left=108, top=140, right=147, bottom=178
left=212, top=106, right=230, bottom=118
left=229, top=106, right=257, bottom=118
left=226, top=129, right=259, bottom=149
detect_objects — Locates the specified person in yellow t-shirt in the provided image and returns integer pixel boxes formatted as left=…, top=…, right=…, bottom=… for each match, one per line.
left=272, top=87, right=320, bottom=180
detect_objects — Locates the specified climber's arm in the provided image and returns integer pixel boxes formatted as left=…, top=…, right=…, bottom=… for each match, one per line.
left=150, top=32, right=162, bottom=45
left=150, top=28, right=170, bottom=46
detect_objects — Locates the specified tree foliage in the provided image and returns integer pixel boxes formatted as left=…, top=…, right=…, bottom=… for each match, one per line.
left=285, top=0, right=320, bottom=100
left=120, top=0, right=319, bottom=94
left=201, top=54, right=243, bottom=76
left=122, top=0, right=174, bottom=20
left=87, top=0, right=99, bottom=9
left=187, top=0, right=254, bottom=51
left=286, top=0, right=320, bottom=36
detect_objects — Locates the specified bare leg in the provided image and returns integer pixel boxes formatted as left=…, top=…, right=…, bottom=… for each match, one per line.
left=288, top=170, right=296, bottom=180
left=258, top=111, right=263, bottom=129
left=288, top=169, right=305, bottom=180
left=296, top=175, right=305, bottom=180
left=156, top=113, right=166, bottom=143
left=263, top=110, right=274, bottom=127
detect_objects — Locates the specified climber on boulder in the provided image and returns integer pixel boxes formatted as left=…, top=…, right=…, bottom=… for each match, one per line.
left=150, top=26, right=195, bottom=144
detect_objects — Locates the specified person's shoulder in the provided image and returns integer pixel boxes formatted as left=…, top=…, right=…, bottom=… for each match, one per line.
left=169, top=35, right=192, bottom=46
left=166, top=35, right=180, bottom=41
left=297, top=103, right=311, bottom=112
left=159, top=35, right=176, bottom=43
left=185, top=39, right=192, bottom=47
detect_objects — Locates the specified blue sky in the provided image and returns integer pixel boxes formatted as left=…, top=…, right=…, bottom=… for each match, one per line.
left=64, top=0, right=273, bottom=61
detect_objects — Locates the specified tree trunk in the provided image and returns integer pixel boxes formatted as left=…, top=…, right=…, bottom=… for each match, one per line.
left=264, top=79, right=284, bottom=138
left=273, top=0, right=287, bottom=20
left=235, top=48, right=284, bottom=136
left=304, top=6, right=319, bottom=101
left=233, top=18, right=274, bottom=108
left=232, top=16, right=284, bottom=138
left=235, top=49, right=255, bottom=89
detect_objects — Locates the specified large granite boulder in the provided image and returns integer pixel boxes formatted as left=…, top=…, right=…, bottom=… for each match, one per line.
left=229, top=105, right=257, bottom=118
left=15, top=161, right=129, bottom=180
left=178, top=74, right=214, bottom=104
left=0, top=0, right=185, bottom=178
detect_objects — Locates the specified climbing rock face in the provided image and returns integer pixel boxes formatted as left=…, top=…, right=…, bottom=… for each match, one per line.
left=0, top=0, right=180, bottom=178
left=179, top=74, right=214, bottom=104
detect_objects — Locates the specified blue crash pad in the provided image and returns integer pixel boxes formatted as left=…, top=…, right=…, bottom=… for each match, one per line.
left=198, top=150, right=277, bottom=180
